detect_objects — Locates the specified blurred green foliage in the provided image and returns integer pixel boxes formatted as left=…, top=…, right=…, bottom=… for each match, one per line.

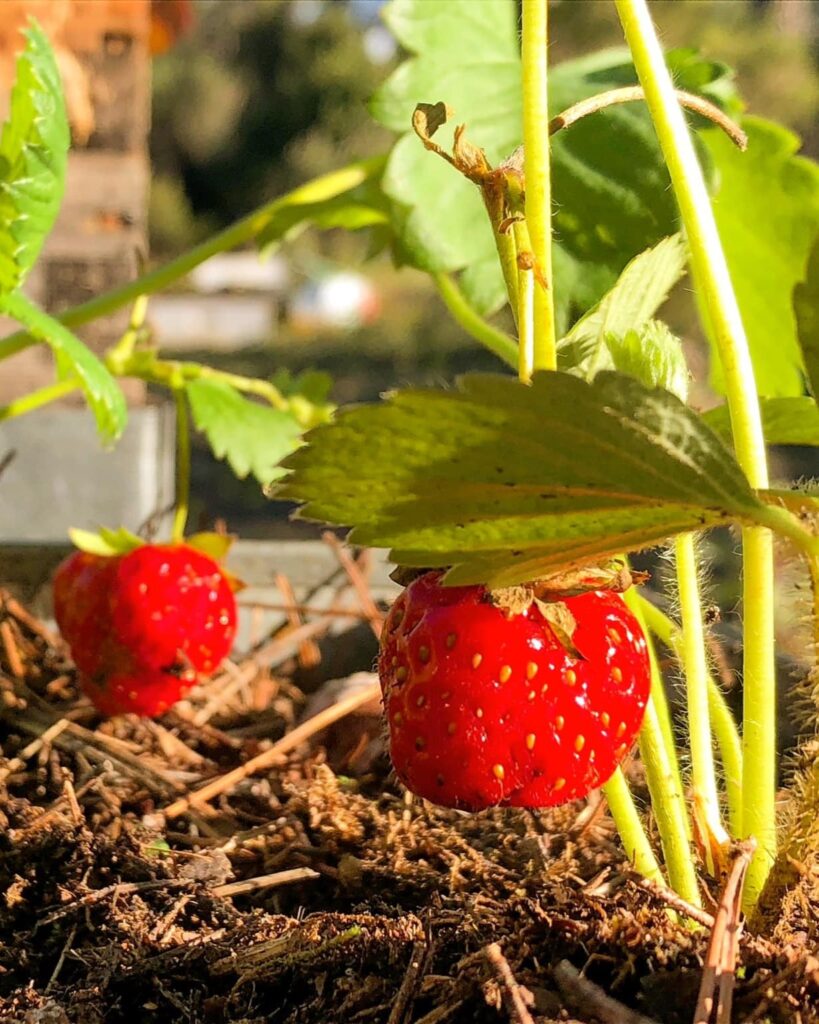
left=150, top=0, right=393, bottom=253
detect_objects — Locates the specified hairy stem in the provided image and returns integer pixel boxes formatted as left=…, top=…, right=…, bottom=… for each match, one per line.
left=433, top=273, right=518, bottom=370
left=637, top=593, right=743, bottom=839
left=602, top=768, right=665, bottom=885
left=616, top=0, right=774, bottom=910
left=640, top=633, right=702, bottom=906
left=674, top=533, right=725, bottom=858
left=521, top=0, right=557, bottom=371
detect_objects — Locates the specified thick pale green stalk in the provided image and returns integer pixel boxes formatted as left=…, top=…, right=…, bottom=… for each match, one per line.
left=637, top=593, right=743, bottom=838
left=640, top=633, right=702, bottom=906
left=674, top=534, right=724, bottom=849
left=0, top=379, right=79, bottom=421
left=432, top=273, right=517, bottom=370
left=521, top=0, right=556, bottom=371
left=0, top=159, right=384, bottom=363
left=616, top=0, right=774, bottom=909
left=602, top=768, right=665, bottom=885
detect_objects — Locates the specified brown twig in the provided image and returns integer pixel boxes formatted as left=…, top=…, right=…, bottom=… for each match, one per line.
left=553, top=960, right=660, bottom=1024
left=236, top=599, right=385, bottom=623
left=0, top=619, right=25, bottom=677
left=0, top=717, right=70, bottom=781
left=210, top=867, right=320, bottom=898
left=192, top=618, right=330, bottom=726
left=275, top=571, right=322, bottom=668
left=484, top=942, right=536, bottom=1024
left=322, top=533, right=382, bottom=639
left=39, top=879, right=193, bottom=925
left=387, top=940, right=430, bottom=1024
left=634, top=875, right=716, bottom=930
left=693, top=839, right=755, bottom=1024
left=164, top=680, right=381, bottom=818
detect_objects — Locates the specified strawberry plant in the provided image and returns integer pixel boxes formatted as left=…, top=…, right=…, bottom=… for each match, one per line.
left=4, top=2, right=819, bottom=931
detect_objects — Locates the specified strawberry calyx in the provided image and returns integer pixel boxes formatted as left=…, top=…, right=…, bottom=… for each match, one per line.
left=488, top=561, right=648, bottom=658
left=69, top=526, right=144, bottom=558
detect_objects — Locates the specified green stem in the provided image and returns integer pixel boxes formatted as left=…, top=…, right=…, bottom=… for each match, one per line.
left=0, top=159, right=383, bottom=363
left=512, top=221, right=535, bottom=382
left=602, top=768, right=665, bottom=885
left=640, top=635, right=702, bottom=906
left=0, top=379, right=79, bottom=422
left=615, top=0, right=774, bottom=910
left=494, top=227, right=520, bottom=329
left=172, top=388, right=191, bottom=543
left=521, top=0, right=557, bottom=371
left=674, top=534, right=724, bottom=851
left=432, top=273, right=518, bottom=370
left=636, top=593, right=743, bottom=839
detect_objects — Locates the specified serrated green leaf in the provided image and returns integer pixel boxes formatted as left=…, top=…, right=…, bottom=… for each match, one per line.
left=603, top=322, right=689, bottom=402
left=187, top=378, right=303, bottom=486
left=557, top=236, right=687, bottom=377
left=275, top=371, right=765, bottom=587
left=371, top=0, right=737, bottom=326
left=794, top=234, right=819, bottom=398
left=703, top=397, right=819, bottom=447
left=69, top=526, right=143, bottom=557
left=0, top=23, right=69, bottom=294
left=1, top=292, right=127, bottom=443
left=701, top=117, right=819, bottom=397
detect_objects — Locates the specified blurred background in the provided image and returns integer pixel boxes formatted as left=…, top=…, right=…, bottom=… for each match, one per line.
left=1, top=0, right=818, bottom=543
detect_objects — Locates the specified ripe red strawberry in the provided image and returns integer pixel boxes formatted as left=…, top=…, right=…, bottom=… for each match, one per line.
left=378, top=571, right=650, bottom=810
left=54, top=543, right=237, bottom=717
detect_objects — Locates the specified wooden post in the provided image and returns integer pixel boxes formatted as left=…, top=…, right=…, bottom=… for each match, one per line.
left=0, top=0, right=151, bottom=404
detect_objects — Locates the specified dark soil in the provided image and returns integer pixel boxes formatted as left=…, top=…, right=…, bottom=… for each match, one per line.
left=0, top=579, right=817, bottom=1024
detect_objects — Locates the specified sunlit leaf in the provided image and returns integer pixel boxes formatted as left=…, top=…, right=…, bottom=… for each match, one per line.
left=276, top=371, right=764, bottom=587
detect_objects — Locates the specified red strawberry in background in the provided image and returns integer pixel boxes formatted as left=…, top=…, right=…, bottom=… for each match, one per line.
left=378, top=571, right=650, bottom=811
left=54, top=539, right=237, bottom=717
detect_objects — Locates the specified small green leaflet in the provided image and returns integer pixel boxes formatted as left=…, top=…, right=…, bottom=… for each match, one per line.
left=371, top=0, right=738, bottom=326
left=795, top=234, right=819, bottom=399
left=186, top=378, right=303, bottom=486
left=603, top=322, right=689, bottom=402
left=275, top=371, right=765, bottom=588
left=557, top=235, right=687, bottom=380
left=1, top=292, right=127, bottom=443
left=703, top=397, right=819, bottom=447
left=0, top=23, right=69, bottom=294
left=701, top=117, right=819, bottom=397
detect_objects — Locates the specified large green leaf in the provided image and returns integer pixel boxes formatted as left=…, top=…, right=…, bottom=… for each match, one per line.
left=557, top=235, right=687, bottom=378
left=1, top=292, right=126, bottom=443
left=276, top=371, right=765, bottom=587
left=701, top=117, right=819, bottom=397
left=0, top=23, right=69, bottom=294
left=371, top=0, right=737, bottom=326
left=703, top=397, right=819, bottom=447
left=187, top=378, right=303, bottom=486
left=794, top=234, right=819, bottom=399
